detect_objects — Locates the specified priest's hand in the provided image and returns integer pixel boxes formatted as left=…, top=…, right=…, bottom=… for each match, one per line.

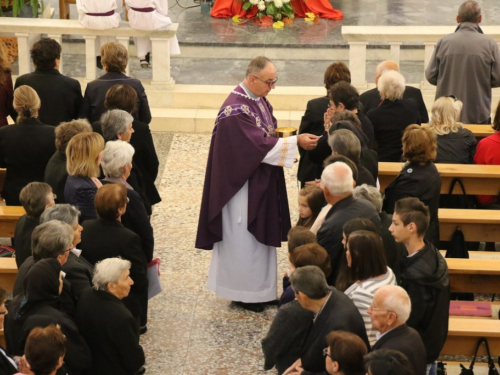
left=297, top=134, right=319, bottom=150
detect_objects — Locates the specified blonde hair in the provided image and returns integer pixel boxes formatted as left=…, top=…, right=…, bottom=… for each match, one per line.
left=14, top=85, right=40, bottom=122
left=101, top=42, right=128, bottom=73
left=66, top=133, right=104, bottom=178
left=428, top=96, right=464, bottom=135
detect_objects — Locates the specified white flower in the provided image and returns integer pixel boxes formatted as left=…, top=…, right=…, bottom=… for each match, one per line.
left=258, top=1, right=266, bottom=9
left=274, top=0, right=283, bottom=7
left=282, top=0, right=290, bottom=4
left=250, top=0, right=259, bottom=5
left=264, top=0, right=272, bottom=4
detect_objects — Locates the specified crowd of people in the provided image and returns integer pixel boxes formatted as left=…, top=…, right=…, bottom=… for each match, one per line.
left=0, top=37, right=159, bottom=375
left=194, top=1, right=499, bottom=375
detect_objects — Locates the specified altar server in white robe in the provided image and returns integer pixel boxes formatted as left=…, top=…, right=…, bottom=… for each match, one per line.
left=76, top=0, right=123, bottom=56
left=125, top=0, right=180, bottom=67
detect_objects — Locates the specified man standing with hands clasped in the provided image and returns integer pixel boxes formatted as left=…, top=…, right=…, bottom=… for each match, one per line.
left=196, top=56, right=319, bottom=313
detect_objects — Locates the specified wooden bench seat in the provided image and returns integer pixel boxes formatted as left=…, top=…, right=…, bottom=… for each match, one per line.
left=379, top=162, right=500, bottom=195
left=0, top=257, right=17, bottom=293
left=438, top=208, right=500, bottom=243
left=0, top=206, right=26, bottom=238
left=442, top=317, right=500, bottom=356
left=445, top=258, right=500, bottom=294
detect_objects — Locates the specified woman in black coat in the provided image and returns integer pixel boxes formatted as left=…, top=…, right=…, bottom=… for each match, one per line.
left=367, top=71, right=421, bottom=162
left=4, top=258, right=91, bottom=375
left=75, top=258, right=145, bottom=375
left=383, top=125, right=441, bottom=248
left=0, top=85, right=55, bottom=205
left=80, top=183, right=149, bottom=332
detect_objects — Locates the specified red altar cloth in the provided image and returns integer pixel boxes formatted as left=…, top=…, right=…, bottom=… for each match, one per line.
left=211, top=0, right=343, bottom=20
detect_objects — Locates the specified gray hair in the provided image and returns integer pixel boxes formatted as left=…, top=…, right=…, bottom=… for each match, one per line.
left=101, top=140, right=135, bottom=178
left=100, top=109, right=134, bottom=142
left=458, top=1, right=481, bottom=23
left=353, top=184, right=383, bottom=213
left=328, top=129, right=361, bottom=165
left=93, top=257, right=131, bottom=291
left=245, top=56, right=272, bottom=77
left=377, top=70, right=405, bottom=101
left=377, top=285, right=412, bottom=323
left=321, top=162, right=354, bottom=197
left=31, top=220, right=74, bottom=262
left=40, top=204, right=80, bottom=227
left=19, top=182, right=53, bottom=219
left=290, top=265, right=330, bottom=300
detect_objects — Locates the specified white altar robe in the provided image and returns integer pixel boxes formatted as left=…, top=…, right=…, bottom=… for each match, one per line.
left=76, top=0, right=122, bottom=53
left=207, top=137, right=297, bottom=303
left=125, top=0, right=180, bottom=58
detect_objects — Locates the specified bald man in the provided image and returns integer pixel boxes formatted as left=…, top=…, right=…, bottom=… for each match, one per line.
left=360, top=60, right=428, bottom=122
left=369, top=285, right=426, bottom=375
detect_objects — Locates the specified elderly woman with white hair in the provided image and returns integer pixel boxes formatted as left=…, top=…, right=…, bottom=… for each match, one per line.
left=41, top=204, right=94, bottom=300
left=101, top=108, right=156, bottom=216
left=101, top=140, right=154, bottom=264
left=428, top=96, right=476, bottom=164
left=75, top=257, right=145, bottom=375
left=366, top=70, right=421, bottom=162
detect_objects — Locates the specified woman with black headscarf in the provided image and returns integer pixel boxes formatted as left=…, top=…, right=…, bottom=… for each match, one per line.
left=4, top=258, right=91, bottom=375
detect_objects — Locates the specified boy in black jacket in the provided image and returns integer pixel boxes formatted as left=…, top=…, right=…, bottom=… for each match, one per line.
left=389, top=197, right=450, bottom=375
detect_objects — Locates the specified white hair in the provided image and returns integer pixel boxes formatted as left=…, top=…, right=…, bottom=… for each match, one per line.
left=93, top=257, right=131, bottom=291
left=353, top=184, right=383, bottom=212
left=40, top=204, right=80, bottom=227
left=101, top=140, right=135, bottom=178
left=101, top=109, right=134, bottom=142
left=377, top=70, right=405, bottom=101
left=378, top=285, right=412, bottom=323
left=321, top=162, right=353, bottom=196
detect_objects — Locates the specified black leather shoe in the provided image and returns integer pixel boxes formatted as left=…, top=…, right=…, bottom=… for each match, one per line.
left=234, top=301, right=264, bottom=313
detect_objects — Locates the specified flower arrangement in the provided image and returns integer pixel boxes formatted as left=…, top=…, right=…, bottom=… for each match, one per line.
left=0, top=0, right=42, bottom=17
left=241, top=0, right=295, bottom=23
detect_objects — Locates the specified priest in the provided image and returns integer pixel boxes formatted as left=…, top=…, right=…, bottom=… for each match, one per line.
left=196, top=56, right=319, bottom=312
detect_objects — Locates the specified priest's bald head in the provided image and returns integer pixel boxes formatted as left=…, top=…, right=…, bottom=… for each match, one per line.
left=243, top=56, right=278, bottom=98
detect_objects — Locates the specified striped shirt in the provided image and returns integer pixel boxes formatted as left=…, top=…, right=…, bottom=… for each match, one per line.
left=344, top=268, right=397, bottom=346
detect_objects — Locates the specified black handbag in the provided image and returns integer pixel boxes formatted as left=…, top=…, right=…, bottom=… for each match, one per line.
left=459, top=337, right=499, bottom=375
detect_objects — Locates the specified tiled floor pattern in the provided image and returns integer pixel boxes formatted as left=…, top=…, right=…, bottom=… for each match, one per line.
left=143, top=133, right=299, bottom=375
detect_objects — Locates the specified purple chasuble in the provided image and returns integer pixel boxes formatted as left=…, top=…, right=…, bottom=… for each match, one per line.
left=195, top=85, right=292, bottom=250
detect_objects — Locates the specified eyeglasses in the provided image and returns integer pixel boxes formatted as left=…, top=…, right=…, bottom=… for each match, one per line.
left=447, top=95, right=458, bottom=101
left=323, top=348, right=333, bottom=359
left=252, top=75, right=278, bottom=87
left=368, top=303, right=393, bottom=313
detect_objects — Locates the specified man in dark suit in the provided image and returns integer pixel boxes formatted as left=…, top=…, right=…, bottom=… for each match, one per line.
left=14, top=38, right=83, bottom=126
left=284, top=266, right=369, bottom=375
left=369, top=285, right=426, bottom=375
left=360, top=60, right=429, bottom=123
left=79, top=42, right=151, bottom=124
left=316, top=162, right=381, bottom=284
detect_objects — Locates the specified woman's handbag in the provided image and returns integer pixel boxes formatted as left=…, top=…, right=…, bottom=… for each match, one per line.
left=459, top=337, right=499, bottom=375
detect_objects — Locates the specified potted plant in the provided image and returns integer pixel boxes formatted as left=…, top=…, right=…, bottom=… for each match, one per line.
left=0, top=0, right=41, bottom=17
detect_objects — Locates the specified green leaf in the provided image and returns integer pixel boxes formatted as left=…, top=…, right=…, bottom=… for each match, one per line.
left=242, top=1, right=252, bottom=10
left=275, top=12, right=281, bottom=20
left=266, top=2, right=275, bottom=15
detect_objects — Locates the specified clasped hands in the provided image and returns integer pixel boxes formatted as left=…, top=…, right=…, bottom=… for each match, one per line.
left=297, top=133, right=320, bottom=151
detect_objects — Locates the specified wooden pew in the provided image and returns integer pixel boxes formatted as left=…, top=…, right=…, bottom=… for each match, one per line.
left=379, top=163, right=500, bottom=195
left=442, top=317, right=500, bottom=356
left=0, top=257, right=17, bottom=293
left=445, top=258, right=500, bottom=294
left=439, top=208, right=500, bottom=243
left=0, top=206, right=25, bottom=238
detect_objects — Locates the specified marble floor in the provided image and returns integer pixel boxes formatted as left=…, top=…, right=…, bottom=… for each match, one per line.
left=145, top=132, right=299, bottom=375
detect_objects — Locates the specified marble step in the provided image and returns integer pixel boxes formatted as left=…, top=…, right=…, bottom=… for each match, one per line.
left=149, top=108, right=303, bottom=133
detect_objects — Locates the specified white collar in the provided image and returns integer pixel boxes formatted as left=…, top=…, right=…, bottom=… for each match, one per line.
left=70, top=248, right=82, bottom=257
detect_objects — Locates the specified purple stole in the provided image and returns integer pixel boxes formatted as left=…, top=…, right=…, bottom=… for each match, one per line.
left=196, top=85, right=292, bottom=250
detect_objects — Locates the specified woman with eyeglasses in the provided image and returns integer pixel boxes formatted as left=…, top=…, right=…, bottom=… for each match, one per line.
left=428, top=96, right=476, bottom=164
left=4, top=258, right=91, bottom=375
left=324, top=331, right=367, bottom=375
